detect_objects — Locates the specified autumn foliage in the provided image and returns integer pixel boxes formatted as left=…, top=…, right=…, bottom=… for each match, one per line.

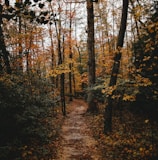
left=0, top=0, right=158, bottom=159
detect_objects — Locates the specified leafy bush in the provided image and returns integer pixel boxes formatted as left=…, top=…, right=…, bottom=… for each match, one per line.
left=0, top=73, right=60, bottom=160
left=132, top=6, right=158, bottom=115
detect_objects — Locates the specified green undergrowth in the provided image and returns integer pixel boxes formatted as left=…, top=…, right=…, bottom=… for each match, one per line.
left=0, top=73, right=63, bottom=160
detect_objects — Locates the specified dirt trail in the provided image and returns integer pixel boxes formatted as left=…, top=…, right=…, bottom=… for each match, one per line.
left=56, top=99, right=102, bottom=160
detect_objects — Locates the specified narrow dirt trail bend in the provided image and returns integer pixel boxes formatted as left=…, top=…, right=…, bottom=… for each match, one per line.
left=57, top=99, right=102, bottom=160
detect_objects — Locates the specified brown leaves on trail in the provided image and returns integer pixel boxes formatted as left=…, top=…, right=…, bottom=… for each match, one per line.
left=15, top=100, right=158, bottom=160
left=56, top=99, right=102, bottom=160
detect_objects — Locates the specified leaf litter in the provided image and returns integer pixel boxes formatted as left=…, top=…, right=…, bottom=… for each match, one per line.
left=55, top=99, right=102, bottom=160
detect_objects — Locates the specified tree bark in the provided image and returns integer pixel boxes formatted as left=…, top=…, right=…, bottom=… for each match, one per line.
left=58, top=23, right=66, bottom=116
left=0, top=4, right=11, bottom=74
left=57, top=8, right=66, bottom=116
left=104, top=0, right=129, bottom=134
left=69, top=3, right=73, bottom=101
left=53, top=0, right=66, bottom=116
left=86, top=0, right=98, bottom=113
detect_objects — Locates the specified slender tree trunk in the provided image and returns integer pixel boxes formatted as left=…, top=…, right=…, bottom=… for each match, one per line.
left=17, top=0, right=23, bottom=72
left=69, top=3, right=73, bottom=101
left=0, top=26, right=11, bottom=74
left=54, top=20, right=60, bottom=88
left=50, top=0, right=66, bottom=115
left=48, top=1, right=57, bottom=86
left=86, top=0, right=98, bottom=113
left=24, top=23, right=33, bottom=73
left=104, top=0, right=129, bottom=134
left=0, top=5, right=11, bottom=74
left=57, top=13, right=66, bottom=116
left=61, top=31, right=66, bottom=116
left=48, top=24, right=55, bottom=84
left=58, top=29, right=66, bottom=116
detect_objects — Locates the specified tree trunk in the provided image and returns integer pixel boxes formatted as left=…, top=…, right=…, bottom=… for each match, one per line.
left=104, top=0, right=129, bottom=134
left=58, top=17, right=66, bottom=116
left=86, top=0, right=98, bottom=113
left=61, top=73, right=66, bottom=116
left=16, top=0, right=23, bottom=72
left=69, top=3, right=73, bottom=101
left=0, top=5, right=11, bottom=74
left=48, top=23, right=56, bottom=85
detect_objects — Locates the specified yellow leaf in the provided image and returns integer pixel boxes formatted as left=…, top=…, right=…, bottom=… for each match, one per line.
left=123, top=94, right=136, bottom=101
left=144, top=119, right=149, bottom=123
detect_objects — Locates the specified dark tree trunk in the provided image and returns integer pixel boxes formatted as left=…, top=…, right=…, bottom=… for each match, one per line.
left=104, top=0, right=129, bottom=134
left=61, top=73, right=66, bottom=116
left=0, top=5, right=11, bottom=74
left=69, top=4, right=73, bottom=101
left=15, top=0, right=23, bottom=72
left=86, top=0, right=98, bottom=113
left=69, top=51, right=73, bottom=101
left=57, top=17, right=66, bottom=116
left=61, top=33, right=66, bottom=116
left=18, top=14, right=23, bottom=72
left=52, top=0, right=66, bottom=116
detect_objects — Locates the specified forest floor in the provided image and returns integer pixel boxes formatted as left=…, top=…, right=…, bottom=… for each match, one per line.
left=20, top=98, right=158, bottom=160
left=53, top=98, right=158, bottom=160
left=55, top=99, right=102, bottom=160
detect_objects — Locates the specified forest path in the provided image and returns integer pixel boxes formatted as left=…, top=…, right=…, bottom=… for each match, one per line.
left=56, top=99, right=102, bottom=160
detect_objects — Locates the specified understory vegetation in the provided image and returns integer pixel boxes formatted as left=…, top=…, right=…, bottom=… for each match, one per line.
left=0, top=73, right=63, bottom=160
left=87, top=100, right=158, bottom=160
